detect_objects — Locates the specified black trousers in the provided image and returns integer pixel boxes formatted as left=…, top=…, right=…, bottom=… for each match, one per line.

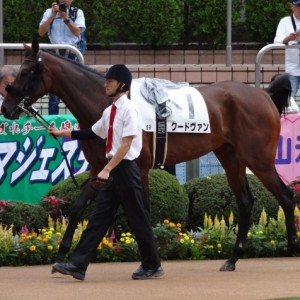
left=70, top=159, right=161, bottom=271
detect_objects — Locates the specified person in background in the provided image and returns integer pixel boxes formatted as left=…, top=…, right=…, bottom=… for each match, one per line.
left=0, top=66, right=17, bottom=114
left=38, top=0, right=86, bottom=115
left=49, top=64, right=164, bottom=281
left=274, top=0, right=300, bottom=102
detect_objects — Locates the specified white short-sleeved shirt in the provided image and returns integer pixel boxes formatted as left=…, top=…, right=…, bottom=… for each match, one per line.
left=92, top=94, right=142, bottom=160
left=40, top=8, right=86, bottom=45
left=274, top=15, right=300, bottom=76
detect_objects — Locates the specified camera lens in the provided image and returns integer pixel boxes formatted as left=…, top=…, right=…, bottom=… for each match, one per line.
left=59, top=3, right=67, bottom=12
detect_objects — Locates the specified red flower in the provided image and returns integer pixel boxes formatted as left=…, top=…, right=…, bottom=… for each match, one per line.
left=42, top=196, right=65, bottom=207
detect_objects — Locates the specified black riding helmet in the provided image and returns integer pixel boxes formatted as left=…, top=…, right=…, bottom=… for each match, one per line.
left=105, top=64, right=132, bottom=92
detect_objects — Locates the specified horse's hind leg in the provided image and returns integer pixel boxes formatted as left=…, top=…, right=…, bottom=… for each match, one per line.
left=250, top=165, right=300, bottom=252
left=214, top=146, right=255, bottom=271
left=54, top=179, right=99, bottom=264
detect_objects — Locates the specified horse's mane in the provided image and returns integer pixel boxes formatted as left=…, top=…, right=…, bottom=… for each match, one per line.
left=265, top=73, right=291, bottom=115
left=42, top=49, right=106, bottom=79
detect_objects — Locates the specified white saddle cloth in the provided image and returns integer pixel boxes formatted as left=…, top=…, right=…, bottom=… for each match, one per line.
left=131, top=78, right=211, bottom=133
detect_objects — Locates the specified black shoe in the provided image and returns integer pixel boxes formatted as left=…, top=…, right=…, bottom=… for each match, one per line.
left=51, top=256, right=65, bottom=274
left=52, top=262, right=85, bottom=281
left=132, top=265, right=164, bottom=280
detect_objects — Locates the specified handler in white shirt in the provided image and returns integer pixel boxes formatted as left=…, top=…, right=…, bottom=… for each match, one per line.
left=274, top=0, right=300, bottom=100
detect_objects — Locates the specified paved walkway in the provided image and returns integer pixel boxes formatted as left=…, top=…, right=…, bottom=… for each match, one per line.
left=1, top=257, right=300, bottom=300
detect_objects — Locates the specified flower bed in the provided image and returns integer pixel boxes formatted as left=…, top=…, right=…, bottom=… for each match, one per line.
left=1, top=206, right=299, bottom=266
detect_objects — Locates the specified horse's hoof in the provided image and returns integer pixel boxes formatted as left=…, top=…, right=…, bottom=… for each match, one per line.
left=219, top=261, right=236, bottom=272
left=289, top=239, right=300, bottom=252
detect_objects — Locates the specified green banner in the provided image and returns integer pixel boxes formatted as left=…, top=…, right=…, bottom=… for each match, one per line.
left=0, top=115, right=89, bottom=205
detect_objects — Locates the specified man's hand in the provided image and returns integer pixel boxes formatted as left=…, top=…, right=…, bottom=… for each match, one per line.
left=97, top=168, right=110, bottom=181
left=48, top=128, right=72, bottom=138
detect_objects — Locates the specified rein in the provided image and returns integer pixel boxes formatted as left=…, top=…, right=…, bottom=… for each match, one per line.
left=7, top=50, right=80, bottom=188
left=25, top=105, right=79, bottom=188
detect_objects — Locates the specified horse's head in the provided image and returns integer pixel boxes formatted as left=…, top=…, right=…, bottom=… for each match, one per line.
left=2, top=38, right=46, bottom=119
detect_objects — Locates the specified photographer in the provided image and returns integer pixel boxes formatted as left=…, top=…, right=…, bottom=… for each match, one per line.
left=38, top=0, right=86, bottom=115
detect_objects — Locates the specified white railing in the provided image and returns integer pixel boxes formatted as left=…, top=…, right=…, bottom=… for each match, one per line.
left=255, top=43, right=300, bottom=88
left=0, top=43, right=84, bottom=64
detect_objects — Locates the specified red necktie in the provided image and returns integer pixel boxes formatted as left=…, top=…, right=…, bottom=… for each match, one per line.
left=106, top=104, right=117, bottom=154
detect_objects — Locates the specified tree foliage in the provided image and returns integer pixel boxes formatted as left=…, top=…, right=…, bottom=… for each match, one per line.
left=244, top=0, right=290, bottom=44
left=1, top=1, right=294, bottom=49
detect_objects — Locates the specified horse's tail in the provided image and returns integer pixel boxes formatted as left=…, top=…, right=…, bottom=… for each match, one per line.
left=265, top=73, right=291, bottom=115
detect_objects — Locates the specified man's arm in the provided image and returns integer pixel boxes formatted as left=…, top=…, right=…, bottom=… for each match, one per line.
left=38, top=4, right=57, bottom=37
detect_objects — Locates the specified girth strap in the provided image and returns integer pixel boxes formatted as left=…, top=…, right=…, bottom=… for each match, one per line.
left=153, top=113, right=168, bottom=169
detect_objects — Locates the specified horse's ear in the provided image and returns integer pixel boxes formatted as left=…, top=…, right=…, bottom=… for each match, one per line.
left=31, top=37, right=40, bottom=56
left=23, top=41, right=31, bottom=52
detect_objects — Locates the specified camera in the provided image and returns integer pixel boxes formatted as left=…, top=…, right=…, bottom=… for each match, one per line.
left=59, top=3, right=67, bottom=12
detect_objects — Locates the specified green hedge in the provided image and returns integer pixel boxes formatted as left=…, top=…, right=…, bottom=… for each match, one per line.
left=1, top=0, right=292, bottom=48
left=1, top=202, right=48, bottom=232
left=184, top=174, right=280, bottom=230
left=0, top=172, right=289, bottom=234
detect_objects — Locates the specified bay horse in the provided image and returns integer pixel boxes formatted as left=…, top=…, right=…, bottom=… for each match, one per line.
left=2, top=38, right=299, bottom=272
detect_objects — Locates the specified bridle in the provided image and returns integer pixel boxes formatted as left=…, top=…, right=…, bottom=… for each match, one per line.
left=6, top=50, right=48, bottom=119
left=5, top=49, right=79, bottom=188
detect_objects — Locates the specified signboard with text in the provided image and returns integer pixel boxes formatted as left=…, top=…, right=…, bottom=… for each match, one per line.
left=0, top=115, right=89, bottom=204
left=276, top=114, right=300, bottom=184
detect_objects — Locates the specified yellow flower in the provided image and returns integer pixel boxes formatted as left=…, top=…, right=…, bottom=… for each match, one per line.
left=169, top=222, right=175, bottom=228
left=228, top=211, right=234, bottom=226
left=270, top=240, right=275, bottom=245
left=47, top=245, right=53, bottom=251
left=214, top=216, right=220, bottom=229
left=126, top=232, right=132, bottom=237
left=247, top=232, right=251, bottom=237
left=29, top=245, right=36, bottom=252
left=120, top=238, right=125, bottom=242
left=163, top=219, right=169, bottom=224
left=217, top=243, right=222, bottom=248
left=125, top=239, right=131, bottom=244
left=176, top=223, right=182, bottom=228
left=209, top=245, right=214, bottom=249
left=259, top=208, right=267, bottom=227
left=107, top=242, right=113, bottom=248
left=43, top=238, right=49, bottom=243
left=204, top=213, right=209, bottom=228
left=180, top=239, right=184, bottom=244
left=297, top=231, right=300, bottom=237
left=295, top=206, right=300, bottom=217
left=191, top=239, right=195, bottom=244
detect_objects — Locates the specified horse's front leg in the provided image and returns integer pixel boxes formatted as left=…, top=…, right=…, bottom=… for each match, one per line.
left=54, top=178, right=100, bottom=264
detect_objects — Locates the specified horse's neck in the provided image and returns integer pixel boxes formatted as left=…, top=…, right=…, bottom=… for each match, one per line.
left=43, top=53, right=108, bottom=127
